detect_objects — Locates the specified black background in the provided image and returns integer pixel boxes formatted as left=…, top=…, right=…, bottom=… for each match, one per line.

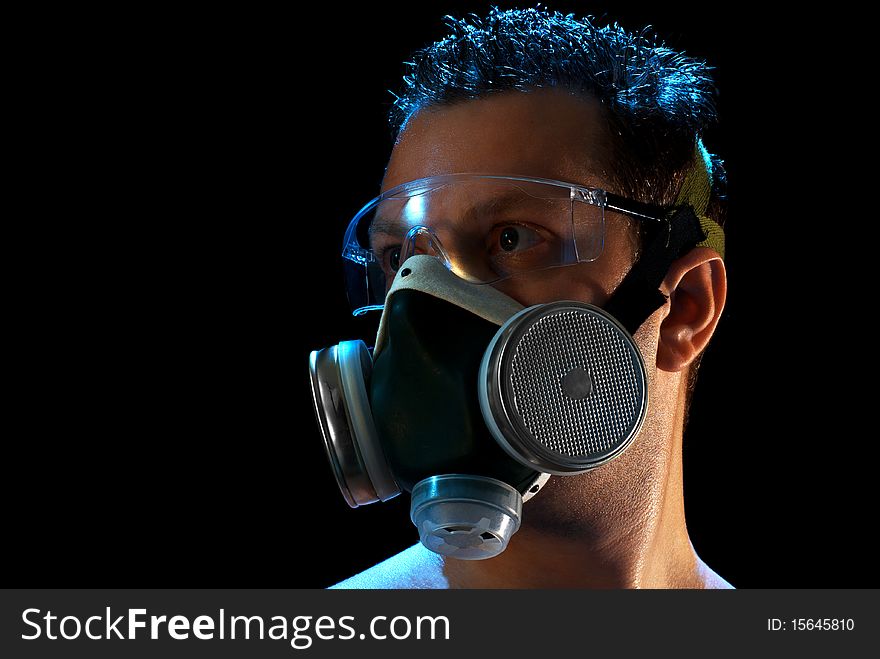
left=11, top=2, right=870, bottom=589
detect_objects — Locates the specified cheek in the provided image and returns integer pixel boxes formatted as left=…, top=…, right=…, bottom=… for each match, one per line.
left=494, top=267, right=609, bottom=307
left=491, top=245, right=635, bottom=307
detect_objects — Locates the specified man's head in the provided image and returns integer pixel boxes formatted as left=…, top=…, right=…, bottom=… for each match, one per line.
left=311, top=6, right=729, bottom=568
left=375, top=6, right=727, bottom=543
left=383, top=5, right=727, bottom=418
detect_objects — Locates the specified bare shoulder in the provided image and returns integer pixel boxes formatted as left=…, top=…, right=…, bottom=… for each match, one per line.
left=696, top=558, right=735, bottom=589
left=328, top=544, right=450, bottom=589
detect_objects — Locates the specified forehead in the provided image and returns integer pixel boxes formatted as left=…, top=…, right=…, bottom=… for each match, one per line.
left=382, top=88, right=614, bottom=194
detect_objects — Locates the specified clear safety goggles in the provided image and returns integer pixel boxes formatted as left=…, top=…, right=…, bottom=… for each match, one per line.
left=342, top=174, right=666, bottom=315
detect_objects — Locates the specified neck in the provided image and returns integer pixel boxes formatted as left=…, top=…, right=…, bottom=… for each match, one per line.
left=439, top=371, right=712, bottom=589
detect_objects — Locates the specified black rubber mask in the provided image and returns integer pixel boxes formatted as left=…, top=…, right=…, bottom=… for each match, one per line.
left=370, top=288, right=540, bottom=494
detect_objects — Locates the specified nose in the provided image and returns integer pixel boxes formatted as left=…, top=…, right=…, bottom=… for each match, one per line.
left=400, top=225, right=452, bottom=271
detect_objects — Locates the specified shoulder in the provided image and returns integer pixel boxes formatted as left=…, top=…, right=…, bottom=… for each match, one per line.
left=328, top=544, right=450, bottom=589
left=695, top=558, right=735, bottom=589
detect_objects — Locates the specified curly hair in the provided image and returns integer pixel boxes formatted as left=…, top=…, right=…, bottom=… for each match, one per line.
left=389, top=5, right=727, bottom=227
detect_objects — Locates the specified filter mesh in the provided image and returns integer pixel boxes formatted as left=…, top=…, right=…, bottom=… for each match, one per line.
left=509, top=310, right=643, bottom=458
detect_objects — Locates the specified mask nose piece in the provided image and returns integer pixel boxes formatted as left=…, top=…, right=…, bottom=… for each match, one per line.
left=410, top=474, right=523, bottom=560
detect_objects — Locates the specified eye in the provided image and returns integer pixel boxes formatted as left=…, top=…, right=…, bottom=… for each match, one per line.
left=499, top=227, right=518, bottom=251
left=379, top=246, right=401, bottom=272
left=493, top=224, right=543, bottom=253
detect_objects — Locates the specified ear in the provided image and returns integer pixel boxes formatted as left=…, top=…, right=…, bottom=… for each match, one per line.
left=656, top=247, right=727, bottom=373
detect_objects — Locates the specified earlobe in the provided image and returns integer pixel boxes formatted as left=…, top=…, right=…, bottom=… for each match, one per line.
left=656, top=248, right=727, bottom=373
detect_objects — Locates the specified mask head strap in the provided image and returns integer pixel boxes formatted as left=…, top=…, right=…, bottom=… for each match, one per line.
left=603, top=139, right=725, bottom=335
left=682, top=139, right=725, bottom=258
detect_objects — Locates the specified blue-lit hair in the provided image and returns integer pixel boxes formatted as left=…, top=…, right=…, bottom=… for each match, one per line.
left=389, top=6, right=727, bottom=227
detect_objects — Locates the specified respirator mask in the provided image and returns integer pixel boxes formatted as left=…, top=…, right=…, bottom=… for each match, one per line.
left=309, top=145, right=725, bottom=560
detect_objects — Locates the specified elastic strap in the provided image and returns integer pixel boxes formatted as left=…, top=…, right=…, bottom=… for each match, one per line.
left=603, top=139, right=725, bottom=335
left=603, top=205, right=705, bottom=335
left=680, top=139, right=725, bottom=259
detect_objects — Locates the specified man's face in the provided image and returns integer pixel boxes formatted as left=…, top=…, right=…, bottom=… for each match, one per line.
left=381, top=88, right=641, bottom=309
left=379, top=89, right=673, bottom=543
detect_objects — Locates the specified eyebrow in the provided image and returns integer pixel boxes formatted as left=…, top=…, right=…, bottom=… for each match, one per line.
left=368, top=190, right=545, bottom=239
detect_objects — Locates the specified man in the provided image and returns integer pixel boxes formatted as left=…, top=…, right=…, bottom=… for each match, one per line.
left=316, top=6, right=731, bottom=588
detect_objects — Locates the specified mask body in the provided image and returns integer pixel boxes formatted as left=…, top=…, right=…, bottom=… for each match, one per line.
left=310, top=256, right=648, bottom=559
left=371, top=287, right=540, bottom=494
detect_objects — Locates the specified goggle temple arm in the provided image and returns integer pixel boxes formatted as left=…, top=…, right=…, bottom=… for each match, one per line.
left=602, top=204, right=707, bottom=336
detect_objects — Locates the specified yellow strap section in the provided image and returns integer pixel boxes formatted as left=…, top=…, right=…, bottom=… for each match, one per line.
left=676, top=140, right=725, bottom=259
